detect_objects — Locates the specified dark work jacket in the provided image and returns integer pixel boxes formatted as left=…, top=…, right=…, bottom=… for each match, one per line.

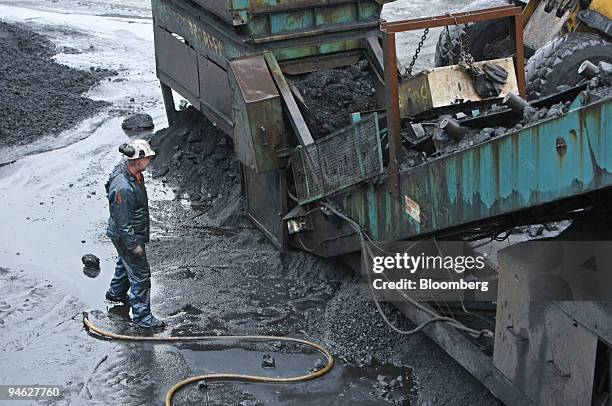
left=105, top=161, right=150, bottom=249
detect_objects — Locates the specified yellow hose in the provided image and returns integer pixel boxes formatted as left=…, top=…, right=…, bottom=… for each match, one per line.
left=82, top=311, right=334, bottom=406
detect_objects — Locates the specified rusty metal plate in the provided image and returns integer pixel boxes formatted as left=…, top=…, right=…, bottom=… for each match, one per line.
left=229, top=54, right=284, bottom=172
left=230, top=55, right=279, bottom=104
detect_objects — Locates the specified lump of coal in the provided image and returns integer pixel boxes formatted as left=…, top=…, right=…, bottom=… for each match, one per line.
left=261, top=354, right=275, bottom=368
left=493, top=128, right=506, bottom=138
left=472, top=130, right=492, bottom=144
left=399, top=149, right=425, bottom=170
left=522, top=105, right=538, bottom=122
left=82, top=253, right=100, bottom=269
left=122, top=113, right=154, bottom=131
left=358, top=354, right=374, bottom=367
left=598, top=61, right=612, bottom=86
left=83, top=266, right=100, bottom=279
left=529, top=224, right=545, bottom=238
left=178, top=99, right=189, bottom=111
left=82, top=254, right=100, bottom=278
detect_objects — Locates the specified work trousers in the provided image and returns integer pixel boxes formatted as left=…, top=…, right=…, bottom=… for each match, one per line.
left=107, top=238, right=151, bottom=322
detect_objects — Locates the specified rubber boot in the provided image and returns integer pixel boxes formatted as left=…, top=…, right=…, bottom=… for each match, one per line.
left=135, top=314, right=165, bottom=330
left=105, top=290, right=130, bottom=305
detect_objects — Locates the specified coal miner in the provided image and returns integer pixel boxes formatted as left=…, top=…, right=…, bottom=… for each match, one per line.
left=104, top=139, right=165, bottom=329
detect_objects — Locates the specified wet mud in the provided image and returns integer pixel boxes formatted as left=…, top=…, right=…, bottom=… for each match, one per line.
left=0, top=21, right=113, bottom=147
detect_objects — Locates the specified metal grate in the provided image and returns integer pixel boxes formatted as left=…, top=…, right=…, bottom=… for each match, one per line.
left=292, top=112, right=384, bottom=204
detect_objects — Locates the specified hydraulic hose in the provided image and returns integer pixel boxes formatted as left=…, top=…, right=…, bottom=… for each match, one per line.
left=82, top=312, right=334, bottom=406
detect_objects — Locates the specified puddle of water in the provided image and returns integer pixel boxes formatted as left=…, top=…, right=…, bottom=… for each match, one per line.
left=177, top=346, right=415, bottom=405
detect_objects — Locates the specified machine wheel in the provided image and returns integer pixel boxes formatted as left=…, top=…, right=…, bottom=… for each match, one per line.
left=434, top=0, right=513, bottom=67
left=525, top=32, right=612, bottom=100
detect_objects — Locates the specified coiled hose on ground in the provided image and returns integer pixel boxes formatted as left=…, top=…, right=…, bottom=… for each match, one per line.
left=82, top=312, right=334, bottom=406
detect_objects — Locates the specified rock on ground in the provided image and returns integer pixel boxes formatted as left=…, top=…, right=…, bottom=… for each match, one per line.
left=121, top=113, right=154, bottom=131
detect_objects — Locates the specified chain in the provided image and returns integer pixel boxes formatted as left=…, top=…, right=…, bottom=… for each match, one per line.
left=405, top=28, right=429, bottom=77
left=458, top=23, right=481, bottom=75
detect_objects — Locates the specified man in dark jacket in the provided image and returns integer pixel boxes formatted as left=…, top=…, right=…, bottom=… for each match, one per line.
left=105, top=139, right=164, bottom=329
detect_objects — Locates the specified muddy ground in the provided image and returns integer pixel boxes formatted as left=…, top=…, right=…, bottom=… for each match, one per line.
left=0, top=1, right=520, bottom=405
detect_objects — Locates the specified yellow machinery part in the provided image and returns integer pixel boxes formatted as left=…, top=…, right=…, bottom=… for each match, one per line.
left=590, top=0, right=612, bottom=19
left=523, top=0, right=612, bottom=34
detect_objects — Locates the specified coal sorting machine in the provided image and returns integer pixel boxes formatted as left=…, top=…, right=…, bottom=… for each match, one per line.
left=151, top=1, right=612, bottom=404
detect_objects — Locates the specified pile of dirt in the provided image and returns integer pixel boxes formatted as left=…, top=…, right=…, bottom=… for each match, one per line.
left=149, top=107, right=244, bottom=227
left=0, top=21, right=112, bottom=147
left=311, top=278, right=414, bottom=364
left=292, top=60, right=378, bottom=136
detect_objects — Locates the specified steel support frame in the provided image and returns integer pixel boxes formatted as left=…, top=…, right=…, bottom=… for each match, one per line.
left=380, top=5, right=525, bottom=199
left=393, top=298, right=534, bottom=405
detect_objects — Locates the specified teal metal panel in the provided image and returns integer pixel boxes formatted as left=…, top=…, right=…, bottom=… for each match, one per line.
left=367, top=183, right=379, bottom=240
left=273, top=38, right=363, bottom=61
left=233, top=0, right=248, bottom=8
left=332, top=96, right=612, bottom=245
left=270, top=10, right=314, bottom=34
left=315, top=3, right=356, bottom=25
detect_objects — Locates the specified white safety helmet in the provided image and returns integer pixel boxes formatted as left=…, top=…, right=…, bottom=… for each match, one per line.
left=119, top=139, right=156, bottom=160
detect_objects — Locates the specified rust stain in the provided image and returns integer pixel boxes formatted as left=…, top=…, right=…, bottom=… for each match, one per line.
left=556, top=137, right=567, bottom=157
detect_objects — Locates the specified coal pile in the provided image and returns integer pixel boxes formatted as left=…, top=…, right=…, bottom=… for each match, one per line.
left=292, top=60, right=378, bottom=136
left=0, top=22, right=112, bottom=147
left=149, top=107, right=244, bottom=226
left=313, top=278, right=414, bottom=364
